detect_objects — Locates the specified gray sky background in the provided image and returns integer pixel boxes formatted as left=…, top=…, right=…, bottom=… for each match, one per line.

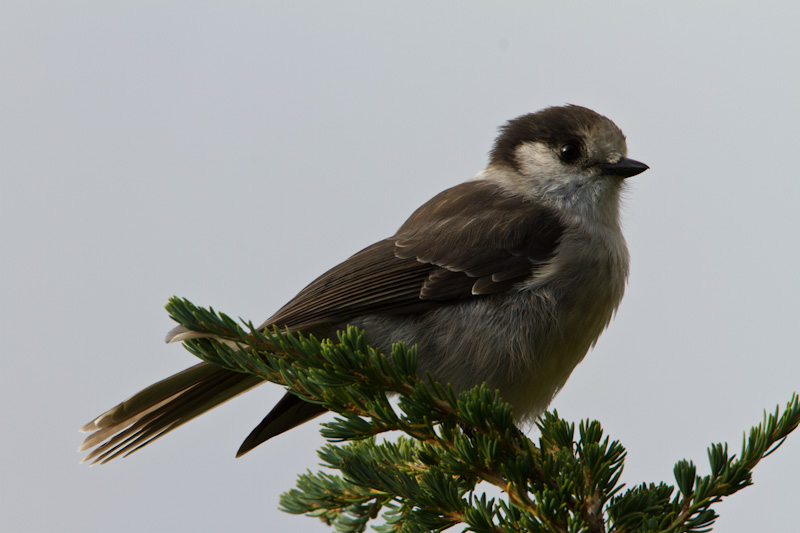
left=2, top=2, right=799, bottom=532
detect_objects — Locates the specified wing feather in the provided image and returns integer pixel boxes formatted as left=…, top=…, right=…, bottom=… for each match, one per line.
left=263, top=180, right=565, bottom=330
left=81, top=179, right=568, bottom=461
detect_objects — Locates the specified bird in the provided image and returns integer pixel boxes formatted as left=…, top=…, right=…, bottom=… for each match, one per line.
left=79, top=105, right=648, bottom=465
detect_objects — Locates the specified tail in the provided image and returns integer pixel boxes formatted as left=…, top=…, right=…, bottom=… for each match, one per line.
left=79, top=361, right=264, bottom=465
left=79, top=325, right=328, bottom=464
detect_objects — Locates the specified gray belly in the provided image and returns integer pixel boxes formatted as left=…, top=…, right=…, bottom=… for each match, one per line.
left=348, top=280, right=619, bottom=422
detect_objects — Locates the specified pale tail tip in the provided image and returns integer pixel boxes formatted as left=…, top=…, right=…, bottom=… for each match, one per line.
left=165, top=325, right=212, bottom=343
left=165, top=325, right=188, bottom=343
left=78, top=455, right=97, bottom=467
left=78, top=419, right=99, bottom=433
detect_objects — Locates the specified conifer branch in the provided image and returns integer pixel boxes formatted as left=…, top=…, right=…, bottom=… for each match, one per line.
left=164, top=297, right=800, bottom=532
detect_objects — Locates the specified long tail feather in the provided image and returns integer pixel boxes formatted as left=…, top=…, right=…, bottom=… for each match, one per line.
left=79, top=362, right=263, bottom=464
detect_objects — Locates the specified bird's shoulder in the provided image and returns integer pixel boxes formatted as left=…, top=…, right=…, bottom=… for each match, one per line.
left=262, top=180, right=567, bottom=330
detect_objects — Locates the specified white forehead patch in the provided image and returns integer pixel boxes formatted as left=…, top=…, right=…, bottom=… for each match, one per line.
left=514, top=142, right=563, bottom=176
left=475, top=142, right=579, bottom=200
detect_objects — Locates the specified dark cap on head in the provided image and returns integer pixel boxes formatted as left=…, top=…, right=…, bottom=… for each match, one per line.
left=489, top=105, right=626, bottom=168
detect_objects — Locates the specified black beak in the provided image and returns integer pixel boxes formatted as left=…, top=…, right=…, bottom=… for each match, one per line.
left=598, top=158, right=649, bottom=178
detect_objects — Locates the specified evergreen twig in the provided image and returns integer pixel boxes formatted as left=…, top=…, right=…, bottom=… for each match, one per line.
left=165, top=297, right=800, bottom=532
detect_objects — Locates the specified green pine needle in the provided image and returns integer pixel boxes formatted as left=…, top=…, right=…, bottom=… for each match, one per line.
left=165, top=297, right=800, bottom=532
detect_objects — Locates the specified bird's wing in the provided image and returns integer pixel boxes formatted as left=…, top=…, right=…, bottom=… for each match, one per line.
left=263, top=180, right=566, bottom=331
left=236, top=180, right=566, bottom=456
left=80, top=180, right=566, bottom=462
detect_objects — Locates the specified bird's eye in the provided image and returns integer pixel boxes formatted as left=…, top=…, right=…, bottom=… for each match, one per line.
left=559, top=143, right=581, bottom=163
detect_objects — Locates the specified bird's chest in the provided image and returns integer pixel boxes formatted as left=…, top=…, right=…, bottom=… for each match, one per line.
left=496, top=233, right=628, bottom=415
left=547, top=232, right=629, bottom=354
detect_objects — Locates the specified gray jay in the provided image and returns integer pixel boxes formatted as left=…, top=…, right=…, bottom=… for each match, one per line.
left=79, top=105, right=648, bottom=464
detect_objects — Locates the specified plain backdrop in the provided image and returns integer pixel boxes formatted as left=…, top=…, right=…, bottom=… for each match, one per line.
left=2, top=2, right=798, bottom=532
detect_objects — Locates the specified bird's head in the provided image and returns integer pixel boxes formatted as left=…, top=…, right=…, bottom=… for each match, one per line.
left=485, top=105, right=648, bottom=222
